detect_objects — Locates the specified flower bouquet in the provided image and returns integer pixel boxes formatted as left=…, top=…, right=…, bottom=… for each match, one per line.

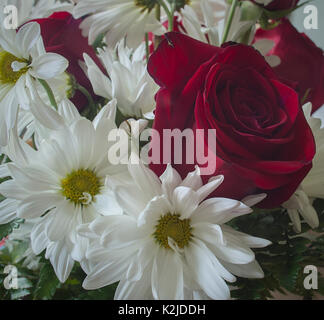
left=0, top=0, right=323, bottom=301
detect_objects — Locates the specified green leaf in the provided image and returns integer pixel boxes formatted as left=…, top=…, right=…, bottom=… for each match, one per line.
left=0, top=219, right=24, bottom=240
left=33, top=262, right=61, bottom=300
left=92, top=33, right=106, bottom=53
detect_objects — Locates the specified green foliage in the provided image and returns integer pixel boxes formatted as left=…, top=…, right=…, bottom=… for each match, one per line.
left=0, top=246, right=118, bottom=300
left=0, top=219, right=24, bottom=240
left=33, top=259, right=61, bottom=300
left=230, top=201, right=324, bottom=300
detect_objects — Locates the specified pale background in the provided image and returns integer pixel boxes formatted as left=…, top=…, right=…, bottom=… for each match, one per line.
left=291, top=0, right=324, bottom=49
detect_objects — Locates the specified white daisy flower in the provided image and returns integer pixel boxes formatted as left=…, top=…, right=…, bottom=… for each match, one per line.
left=283, top=103, right=323, bottom=233
left=0, top=99, right=128, bottom=282
left=84, top=41, right=158, bottom=119
left=79, top=161, right=271, bottom=300
left=73, top=0, right=165, bottom=48
left=0, top=22, right=68, bottom=146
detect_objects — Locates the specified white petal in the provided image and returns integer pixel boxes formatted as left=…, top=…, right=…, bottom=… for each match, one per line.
left=58, top=99, right=81, bottom=125
left=128, top=157, right=162, bottom=200
left=180, top=166, right=202, bottom=191
left=0, top=198, right=17, bottom=224
left=287, top=209, right=301, bottom=233
left=92, top=99, right=117, bottom=129
left=114, top=185, right=147, bottom=218
left=46, top=240, right=74, bottom=283
left=16, top=22, right=40, bottom=58
left=172, top=186, right=200, bottom=219
left=30, top=53, right=68, bottom=79
left=152, top=248, right=184, bottom=300
left=0, top=180, right=27, bottom=200
left=196, top=175, right=224, bottom=202
left=137, top=195, right=171, bottom=228
left=30, top=218, right=51, bottom=255
left=300, top=205, right=319, bottom=229
left=46, top=201, right=76, bottom=241
left=241, top=194, right=267, bottom=207
left=92, top=191, right=123, bottom=216
left=185, top=239, right=231, bottom=300
left=160, top=164, right=182, bottom=200
left=83, top=258, right=129, bottom=290
left=221, top=225, right=271, bottom=248
left=191, top=198, right=248, bottom=225
left=72, top=118, right=95, bottom=168
left=209, top=230, right=255, bottom=264
left=192, top=222, right=226, bottom=246
left=83, top=53, right=112, bottom=99
left=221, top=260, right=264, bottom=279
left=0, top=164, right=10, bottom=179
left=115, top=274, right=153, bottom=300
left=7, top=163, right=58, bottom=192
left=17, top=192, right=62, bottom=219
left=29, top=89, right=65, bottom=130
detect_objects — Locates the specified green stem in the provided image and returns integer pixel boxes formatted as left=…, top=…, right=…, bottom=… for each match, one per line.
left=301, top=88, right=311, bottom=105
left=38, top=79, right=58, bottom=109
left=168, top=1, right=176, bottom=32
left=221, top=0, right=239, bottom=45
left=157, top=0, right=174, bottom=31
left=145, top=32, right=150, bottom=64
left=76, top=84, right=96, bottom=112
left=157, top=0, right=171, bottom=17
left=155, top=3, right=161, bottom=21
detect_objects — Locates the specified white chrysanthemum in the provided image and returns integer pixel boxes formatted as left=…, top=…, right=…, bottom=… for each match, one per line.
left=181, top=0, right=226, bottom=46
left=0, top=0, right=74, bottom=27
left=0, top=22, right=68, bottom=146
left=84, top=41, right=158, bottom=119
left=73, top=0, right=165, bottom=48
left=283, top=103, right=323, bottom=233
left=0, top=99, right=128, bottom=282
left=79, top=161, right=271, bottom=300
left=16, top=72, right=80, bottom=148
left=181, top=0, right=280, bottom=67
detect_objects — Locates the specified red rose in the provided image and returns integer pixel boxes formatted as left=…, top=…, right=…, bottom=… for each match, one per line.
left=32, top=12, right=101, bottom=110
left=148, top=32, right=315, bottom=208
left=254, top=19, right=324, bottom=113
left=243, top=0, right=300, bottom=11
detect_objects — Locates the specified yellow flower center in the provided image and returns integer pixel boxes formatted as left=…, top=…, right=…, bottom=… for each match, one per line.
left=61, top=169, right=102, bottom=206
left=0, top=51, right=29, bottom=84
left=153, top=213, right=192, bottom=249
